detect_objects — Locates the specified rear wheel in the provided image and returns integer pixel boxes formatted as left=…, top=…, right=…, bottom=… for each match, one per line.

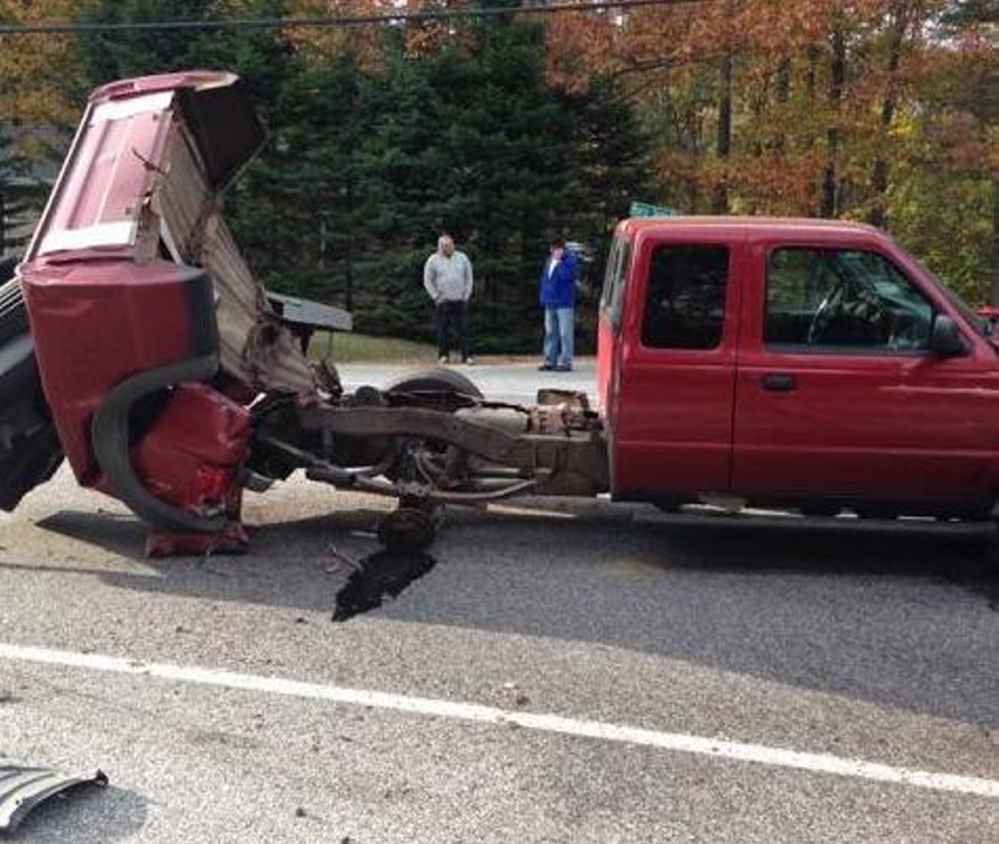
left=0, top=278, right=29, bottom=345
left=0, top=280, right=64, bottom=511
left=385, top=367, right=482, bottom=409
left=381, top=368, right=484, bottom=510
left=652, top=499, right=684, bottom=514
left=986, top=521, right=999, bottom=569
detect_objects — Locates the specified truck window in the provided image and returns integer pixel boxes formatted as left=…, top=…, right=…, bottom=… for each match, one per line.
left=641, top=244, right=728, bottom=350
left=766, top=248, right=933, bottom=351
left=599, top=236, right=631, bottom=331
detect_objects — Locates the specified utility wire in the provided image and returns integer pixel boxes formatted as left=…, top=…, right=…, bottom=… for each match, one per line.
left=0, top=0, right=712, bottom=36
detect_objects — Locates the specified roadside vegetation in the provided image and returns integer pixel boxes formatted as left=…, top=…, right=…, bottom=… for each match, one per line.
left=308, top=332, right=438, bottom=364
left=0, top=0, right=995, bottom=350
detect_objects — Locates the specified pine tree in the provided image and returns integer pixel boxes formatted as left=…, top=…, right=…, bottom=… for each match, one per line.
left=0, top=126, right=36, bottom=259
left=67, top=0, right=653, bottom=350
left=351, top=6, right=651, bottom=351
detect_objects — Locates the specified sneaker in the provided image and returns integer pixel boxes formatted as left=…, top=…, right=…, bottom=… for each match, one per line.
left=538, top=363, right=554, bottom=371
left=555, top=364, right=573, bottom=372
left=463, top=356, right=475, bottom=366
left=439, top=355, right=449, bottom=366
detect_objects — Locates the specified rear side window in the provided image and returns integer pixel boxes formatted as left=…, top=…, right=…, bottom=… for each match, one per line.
left=766, top=247, right=933, bottom=351
left=600, top=236, right=632, bottom=330
left=641, top=244, right=729, bottom=349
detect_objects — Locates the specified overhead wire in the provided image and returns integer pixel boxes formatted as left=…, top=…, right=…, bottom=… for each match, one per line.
left=0, top=0, right=714, bottom=36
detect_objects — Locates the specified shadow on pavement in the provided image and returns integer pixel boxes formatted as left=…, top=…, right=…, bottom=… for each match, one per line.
left=28, top=501, right=999, bottom=726
left=8, top=783, right=146, bottom=844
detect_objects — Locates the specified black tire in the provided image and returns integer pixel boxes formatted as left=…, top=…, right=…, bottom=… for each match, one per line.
left=385, top=367, right=483, bottom=400
left=653, top=499, right=684, bottom=513
left=382, top=369, right=482, bottom=482
left=986, top=523, right=999, bottom=570
left=0, top=278, right=29, bottom=346
left=377, top=504, right=439, bottom=552
left=0, top=280, right=63, bottom=511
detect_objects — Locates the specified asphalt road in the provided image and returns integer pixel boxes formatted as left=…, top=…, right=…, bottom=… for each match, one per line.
left=0, top=363, right=997, bottom=843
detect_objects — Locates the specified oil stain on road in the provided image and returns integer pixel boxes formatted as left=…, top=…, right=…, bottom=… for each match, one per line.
left=332, top=550, right=437, bottom=622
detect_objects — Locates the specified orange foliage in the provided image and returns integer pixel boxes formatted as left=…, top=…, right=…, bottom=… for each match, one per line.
left=544, top=0, right=991, bottom=220
left=0, top=0, right=76, bottom=126
left=281, top=0, right=396, bottom=67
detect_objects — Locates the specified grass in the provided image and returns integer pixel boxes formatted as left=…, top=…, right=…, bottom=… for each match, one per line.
left=308, top=332, right=439, bottom=364
left=308, top=332, right=545, bottom=364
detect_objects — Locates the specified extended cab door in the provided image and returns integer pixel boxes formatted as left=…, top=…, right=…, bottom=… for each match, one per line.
left=609, top=229, right=742, bottom=499
left=597, top=234, right=631, bottom=413
left=732, top=236, right=999, bottom=512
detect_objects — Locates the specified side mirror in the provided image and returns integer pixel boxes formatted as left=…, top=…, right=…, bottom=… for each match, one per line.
left=928, top=315, right=967, bottom=357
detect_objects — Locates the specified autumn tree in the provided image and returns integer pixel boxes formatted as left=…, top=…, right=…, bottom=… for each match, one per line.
left=543, top=0, right=995, bottom=300
left=0, top=1, right=76, bottom=127
left=5, top=0, right=991, bottom=330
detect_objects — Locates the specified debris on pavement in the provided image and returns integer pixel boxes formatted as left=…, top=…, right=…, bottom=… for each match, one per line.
left=0, top=766, right=108, bottom=834
left=323, top=547, right=361, bottom=575
left=500, top=682, right=531, bottom=708
left=332, top=550, right=437, bottom=622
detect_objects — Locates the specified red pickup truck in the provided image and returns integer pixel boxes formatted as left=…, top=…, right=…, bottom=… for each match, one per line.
left=596, top=217, right=997, bottom=521
left=1, top=71, right=995, bottom=555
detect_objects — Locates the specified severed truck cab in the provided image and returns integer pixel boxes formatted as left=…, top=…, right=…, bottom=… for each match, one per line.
left=2, top=71, right=998, bottom=557
left=597, top=218, right=999, bottom=519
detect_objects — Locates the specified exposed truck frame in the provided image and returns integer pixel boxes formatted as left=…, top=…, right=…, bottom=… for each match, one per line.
left=1, top=72, right=611, bottom=554
left=4, top=71, right=999, bottom=559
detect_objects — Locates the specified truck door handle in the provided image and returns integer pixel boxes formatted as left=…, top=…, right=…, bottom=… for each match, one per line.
left=760, top=373, right=796, bottom=393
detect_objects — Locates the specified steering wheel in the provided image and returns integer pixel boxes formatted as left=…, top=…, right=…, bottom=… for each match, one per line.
left=806, top=281, right=848, bottom=345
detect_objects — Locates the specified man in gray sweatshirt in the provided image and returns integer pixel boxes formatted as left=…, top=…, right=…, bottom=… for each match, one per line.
left=424, top=234, right=474, bottom=364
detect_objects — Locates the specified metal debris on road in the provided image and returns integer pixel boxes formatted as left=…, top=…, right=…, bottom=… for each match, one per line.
left=0, top=766, right=108, bottom=834
left=323, top=547, right=361, bottom=575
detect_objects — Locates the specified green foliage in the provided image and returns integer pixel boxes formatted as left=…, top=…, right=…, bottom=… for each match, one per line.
left=71, top=2, right=652, bottom=351
left=889, top=170, right=993, bottom=304
left=75, top=0, right=294, bottom=102
left=5, top=2, right=995, bottom=335
left=0, top=126, right=37, bottom=258
left=307, top=332, right=437, bottom=365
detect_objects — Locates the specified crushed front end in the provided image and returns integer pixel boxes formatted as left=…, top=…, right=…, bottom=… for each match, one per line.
left=16, top=71, right=343, bottom=555
left=10, top=71, right=607, bottom=557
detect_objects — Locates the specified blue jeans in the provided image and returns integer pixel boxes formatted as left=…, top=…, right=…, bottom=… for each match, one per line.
left=543, top=306, right=574, bottom=369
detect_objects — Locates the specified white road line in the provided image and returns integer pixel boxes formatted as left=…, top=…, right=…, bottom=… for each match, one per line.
left=1, top=641, right=996, bottom=800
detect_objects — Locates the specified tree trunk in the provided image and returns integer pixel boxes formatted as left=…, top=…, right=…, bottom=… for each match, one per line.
left=820, top=29, right=845, bottom=218
left=773, top=55, right=791, bottom=156
left=345, top=183, right=354, bottom=312
left=991, top=172, right=999, bottom=306
left=712, top=50, right=733, bottom=215
left=869, top=5, right=909, bottom=230
left=804, top=45, right=818, bottom=148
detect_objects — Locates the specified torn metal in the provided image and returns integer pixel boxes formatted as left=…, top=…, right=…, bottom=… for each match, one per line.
left=0, top=766, right=108, bottom=834
left=5, top=70, right=612, bottom=557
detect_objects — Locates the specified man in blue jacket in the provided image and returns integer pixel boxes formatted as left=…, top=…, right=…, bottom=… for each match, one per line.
left=539, top=237, right=578, bottom=372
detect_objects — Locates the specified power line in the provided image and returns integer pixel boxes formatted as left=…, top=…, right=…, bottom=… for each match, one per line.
left=0, top=0, right=711, bottom=36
